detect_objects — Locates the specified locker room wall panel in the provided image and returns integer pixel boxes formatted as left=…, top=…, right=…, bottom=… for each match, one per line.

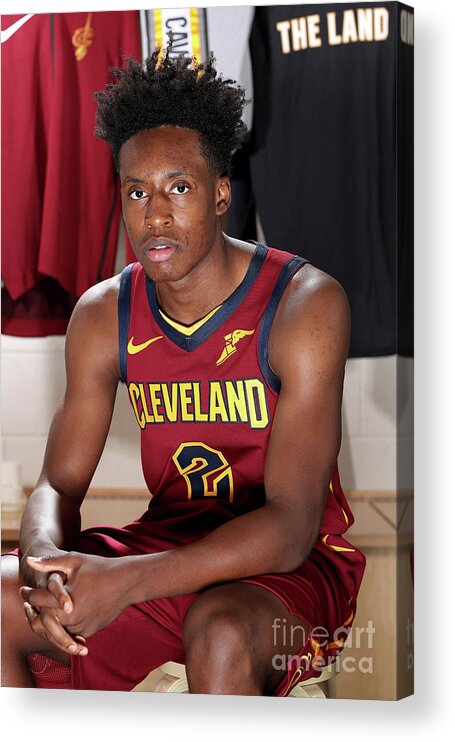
left=340, top=359, right=362, bottom=436
left=1, top=349, right=65, bottom=436
left=339, top=436, right=397, bottom=492
left=327, top=537, right=414, bottom=700
left=360, top=357, right=397, bottom=437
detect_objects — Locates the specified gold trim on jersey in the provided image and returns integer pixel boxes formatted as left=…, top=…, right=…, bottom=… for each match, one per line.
left=326, top=609, right=355, bottom=650
left=282, top=604, right=356, bottom=694
left=328, top=479, right=350, bottom=526
left=283, top=668, right=303, bottom=696
left=321, top=534, right=356, bottom=553
left=172, top=442, right=234, bottom=501
left=158, top=305, right=222, bottom=336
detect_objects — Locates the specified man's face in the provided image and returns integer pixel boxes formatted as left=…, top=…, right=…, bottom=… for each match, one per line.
left=119, top=126, right=230, bottom=283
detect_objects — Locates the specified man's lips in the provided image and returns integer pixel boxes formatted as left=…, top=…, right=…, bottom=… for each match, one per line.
left=143, top=237, right=180, bottom=262
left=144, top=237, right=180, bottom=250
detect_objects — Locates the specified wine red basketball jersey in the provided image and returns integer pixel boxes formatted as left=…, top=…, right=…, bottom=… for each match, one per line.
left=118, top=243, right=356, bottom=550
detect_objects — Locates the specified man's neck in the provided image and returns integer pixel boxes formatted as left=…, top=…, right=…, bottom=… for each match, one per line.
left=154, top=234, right=253, bottom=326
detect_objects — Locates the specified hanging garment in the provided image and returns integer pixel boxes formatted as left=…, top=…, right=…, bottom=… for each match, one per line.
left=247, top=3, right=413, bottom=357
left=1, top=11, right=141, bottom=335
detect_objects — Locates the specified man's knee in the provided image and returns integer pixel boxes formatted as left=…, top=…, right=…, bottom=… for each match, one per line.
left=182, top=591, right=258, bottom=682
left=1, top=555, right=70, bottom=669
left=1, top=557, right=23, bottom=642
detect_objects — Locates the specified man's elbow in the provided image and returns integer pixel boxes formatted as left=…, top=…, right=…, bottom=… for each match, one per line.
left=273, top=526, right=320, bottom=574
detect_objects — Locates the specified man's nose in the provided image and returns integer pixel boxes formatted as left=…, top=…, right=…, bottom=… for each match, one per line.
left=145, top=192, right=173, bottom=229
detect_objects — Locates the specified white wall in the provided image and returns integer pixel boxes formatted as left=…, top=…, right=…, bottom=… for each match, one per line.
left=340, top=355, right=413, bottom=491
left=1, top=333, right=413, bottom=493
left=1, top=334, right=144, bottom=491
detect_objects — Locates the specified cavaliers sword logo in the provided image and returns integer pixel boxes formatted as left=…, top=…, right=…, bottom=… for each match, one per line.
left=72, top=13, right=96, bottom=61
left=216, top=329, right=255, bottom=366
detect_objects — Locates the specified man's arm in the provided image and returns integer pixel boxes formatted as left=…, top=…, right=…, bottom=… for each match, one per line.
left=20, top=278, right=120, bottom=566
left=24, top=265, right=350, bottom=639
left=19, top=277, right=121, bottom=650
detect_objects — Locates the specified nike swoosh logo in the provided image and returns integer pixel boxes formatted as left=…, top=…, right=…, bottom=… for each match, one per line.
left=1, top=14, right=34, bottom=44
left=127, top=336, right=163, bottom=355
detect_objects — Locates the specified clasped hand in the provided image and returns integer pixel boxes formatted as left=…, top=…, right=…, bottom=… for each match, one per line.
left=20, top=552, right=130, bottom=657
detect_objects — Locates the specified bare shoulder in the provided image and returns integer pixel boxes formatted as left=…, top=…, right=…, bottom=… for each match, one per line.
left=269, top=263, right=350, bottom=379
left=69, top=274, right=121, bottom=325
left=65, top=274, right=122, bottom=382
left=276, top=263, right=350, bottom=331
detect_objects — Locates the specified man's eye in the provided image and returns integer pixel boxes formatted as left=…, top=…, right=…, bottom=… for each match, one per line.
left=171, top=184, right=190, bottom=195
left=129, top=190, right=146, bottom=200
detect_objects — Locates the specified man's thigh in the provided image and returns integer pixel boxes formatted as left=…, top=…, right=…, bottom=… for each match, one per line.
left=70, top=592, right=198, bottom=690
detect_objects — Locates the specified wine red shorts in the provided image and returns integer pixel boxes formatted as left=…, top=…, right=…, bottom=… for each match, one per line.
left=8, top=519, right=365, bottom=695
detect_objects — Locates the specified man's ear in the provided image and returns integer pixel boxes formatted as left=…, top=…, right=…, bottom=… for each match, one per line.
left=215, top=177, right=231, bottom=215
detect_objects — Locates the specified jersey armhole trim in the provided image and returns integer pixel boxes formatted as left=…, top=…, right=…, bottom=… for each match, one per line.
left=258, top=256, right=308, bottom=394
left=118, top=263, right=134, bottom=384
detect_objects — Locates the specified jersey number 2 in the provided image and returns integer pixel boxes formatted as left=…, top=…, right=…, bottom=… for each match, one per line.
left=172, top=442, right=234, bottom=502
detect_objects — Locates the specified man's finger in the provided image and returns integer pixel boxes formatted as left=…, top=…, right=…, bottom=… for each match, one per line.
left=47, top=572, right=73, bottom=614
left=24, top=601, right=46, bottom=637
left=39, top=610, right=88, bottom=657
left=27, top=555, right=75, bottom=579
left=23, top=602, right=87, bottom=656
left=20, top=585, right=61, bottom=610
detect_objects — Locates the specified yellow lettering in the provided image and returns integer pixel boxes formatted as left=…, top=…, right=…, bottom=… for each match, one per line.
left=161, top=383, right=178, bottom=422
left=128, top=383, right=145, bottom=429
left=179, top=382, right=194, bottom=422
left=276, top=20, right=291, bottom=54
left=209, top=382, right=229, bottom=422
left=129, top=379, right=270, bottom=429
left=225, top=380, right=249, bottom=423
left=245, top=379, right=268, bottom=429
left=193, top=382, right=208, bottom=422
left=148, top=383, right=164, bottom=423
left=327, top=12, right=342, bottom=45
left=139, top=383, right=154, bottom=424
